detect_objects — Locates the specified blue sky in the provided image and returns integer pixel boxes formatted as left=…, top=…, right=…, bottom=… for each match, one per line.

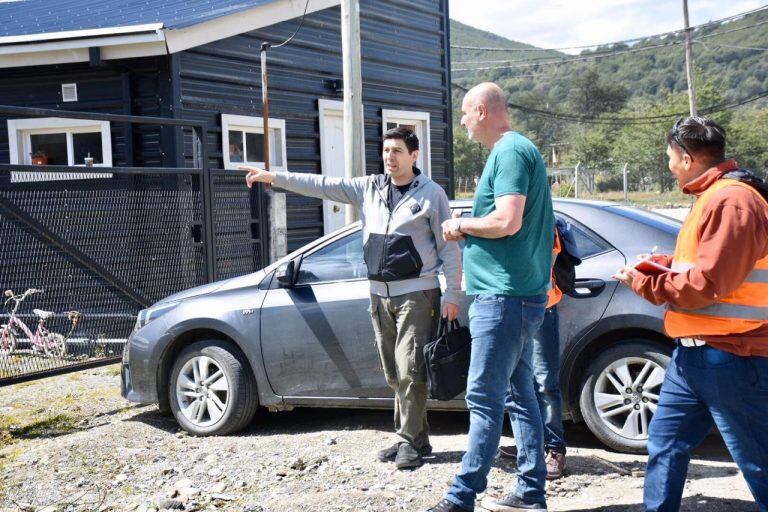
left=449, top=0, right=766, bottom=54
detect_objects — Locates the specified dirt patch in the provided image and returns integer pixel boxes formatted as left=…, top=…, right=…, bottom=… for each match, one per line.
left=0, top=366, right=757, bottom=511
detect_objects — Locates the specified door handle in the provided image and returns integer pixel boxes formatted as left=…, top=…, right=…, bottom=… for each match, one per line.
left=332, top=205, right=341, bottom=213
left=570, top=278, right=606, bottom=298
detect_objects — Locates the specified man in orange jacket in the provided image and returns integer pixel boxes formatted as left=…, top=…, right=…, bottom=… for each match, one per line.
left=613, top=116, right=768, bottom=512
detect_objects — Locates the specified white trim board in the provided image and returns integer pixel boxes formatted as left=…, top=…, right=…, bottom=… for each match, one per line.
left=0, top=0, right=341, bottom=68
left=381, top=109, right=432, bottom=178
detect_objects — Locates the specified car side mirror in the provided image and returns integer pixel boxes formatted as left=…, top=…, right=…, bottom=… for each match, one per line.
left=276, top=257, right=301, bottom=288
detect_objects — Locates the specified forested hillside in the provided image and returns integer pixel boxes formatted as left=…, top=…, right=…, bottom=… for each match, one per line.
left=449, top=8, right=768, bottom=190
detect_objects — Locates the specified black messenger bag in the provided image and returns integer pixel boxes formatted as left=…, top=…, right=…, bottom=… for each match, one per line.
left=423, top=319, right=472, bottom=401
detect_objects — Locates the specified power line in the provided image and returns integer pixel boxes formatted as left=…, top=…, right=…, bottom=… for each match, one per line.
left=450, top=82, right=768, bottom=125
left=453, top=39, right=685, bottom=72
left=270, top=0, right=311, bottom=48
left=454, top=40, right=685, bottom=67
left=696, top=40, right=768, bottom=51
left=450, top=5, right=768, bottom=53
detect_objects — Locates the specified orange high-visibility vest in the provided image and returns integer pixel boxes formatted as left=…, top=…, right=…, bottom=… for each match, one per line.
left=664, top=179, right=768, bottom=338
left=547, top=228, right=563, bottom=308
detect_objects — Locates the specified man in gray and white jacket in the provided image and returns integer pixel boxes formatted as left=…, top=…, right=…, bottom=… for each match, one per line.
left=244, top=126, right=463, bottom=469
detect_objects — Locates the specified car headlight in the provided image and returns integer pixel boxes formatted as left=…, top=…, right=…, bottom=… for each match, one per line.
left=134, top=300, right=181, bottom=331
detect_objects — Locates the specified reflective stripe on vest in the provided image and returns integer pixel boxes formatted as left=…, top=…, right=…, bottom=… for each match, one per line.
left=665, top=178, right=768, bottom=338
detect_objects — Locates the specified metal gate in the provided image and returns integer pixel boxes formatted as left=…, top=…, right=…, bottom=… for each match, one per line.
left=0, top=106, right=268, bottom=385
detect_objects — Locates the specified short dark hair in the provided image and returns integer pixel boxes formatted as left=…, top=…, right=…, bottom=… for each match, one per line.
left=383, top=126, right=419, bottom=153
left=666, top=116, right=726, bottom=163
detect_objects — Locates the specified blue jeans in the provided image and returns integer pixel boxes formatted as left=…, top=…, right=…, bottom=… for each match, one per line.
left=445, top=294, right=548, bottom=510
left=506, top=306, right=566, bottom=454
left=644, top=344, right=768, bottom=512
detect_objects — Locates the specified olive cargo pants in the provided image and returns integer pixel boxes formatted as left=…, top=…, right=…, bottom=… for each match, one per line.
left=370, top=288, right=441, bottom=448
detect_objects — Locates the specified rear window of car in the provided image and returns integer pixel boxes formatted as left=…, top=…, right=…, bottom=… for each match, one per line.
left=605, top=206, right=682, bottom=236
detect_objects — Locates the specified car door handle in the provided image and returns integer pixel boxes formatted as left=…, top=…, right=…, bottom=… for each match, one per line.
left=570, top=278, right=606, bottom=298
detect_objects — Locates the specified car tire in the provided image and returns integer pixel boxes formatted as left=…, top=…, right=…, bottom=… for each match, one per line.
left=169, top=339, right=258, bottom=436
left=579, top=340, right=671, bottom=453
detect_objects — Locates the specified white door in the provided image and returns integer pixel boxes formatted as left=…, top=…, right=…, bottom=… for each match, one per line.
left=319, top=100, right=348, bottom=234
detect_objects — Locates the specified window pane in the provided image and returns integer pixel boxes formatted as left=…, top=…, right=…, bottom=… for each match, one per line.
left=228, top=130, right=244, bottom=163
left=556, top=214, right=612, bottom=259
left=297, top=231, right=366, bottom=284
left=72, top=132, right=103, bottom=165
left=245, top=132, right=265, bottom=163
left=30, top=133, right=67, bottom=165
left=386, top=122, right=398, bottom=131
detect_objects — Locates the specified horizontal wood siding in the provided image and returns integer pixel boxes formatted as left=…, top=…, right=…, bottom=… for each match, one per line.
left=177, top=0, right=452, bottom=251
left=0, top=58, right=169, bottom=168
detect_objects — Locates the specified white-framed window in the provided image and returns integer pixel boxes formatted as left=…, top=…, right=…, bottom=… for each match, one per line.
left=6, top=117, right=113, bottom=182
left=381, top=109, right=431, bottom=177
left=7, top=117, right=112, bottom=167
left=221, top=114, right=287, bottom=171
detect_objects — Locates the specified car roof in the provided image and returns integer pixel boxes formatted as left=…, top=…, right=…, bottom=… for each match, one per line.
left=449, top=198, right=615, bottom=209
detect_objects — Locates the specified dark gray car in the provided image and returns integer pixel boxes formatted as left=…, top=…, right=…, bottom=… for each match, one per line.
left=121, top=199, right=681, bottom=453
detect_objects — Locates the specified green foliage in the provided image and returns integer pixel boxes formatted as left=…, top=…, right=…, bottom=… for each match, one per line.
left=453, top=127, right=489, bottom=180
left=729, top=107, right=768, bottom=175
left=450, top=13, right=768, bottom=189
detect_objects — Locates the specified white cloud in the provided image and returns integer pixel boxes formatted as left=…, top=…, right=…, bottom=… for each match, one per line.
left=450, top=0, right=765, bottom=53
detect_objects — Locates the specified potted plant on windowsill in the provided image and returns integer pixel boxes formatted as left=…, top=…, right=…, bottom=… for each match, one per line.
left=30, top=150, right=48, bottom=165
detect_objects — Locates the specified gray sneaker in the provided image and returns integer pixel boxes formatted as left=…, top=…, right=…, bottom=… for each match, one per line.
left=377, top=442, right=432, bottom=462
left=395, top=442, right=423, bottom=469
left=480, top=494, right=547, bottom=511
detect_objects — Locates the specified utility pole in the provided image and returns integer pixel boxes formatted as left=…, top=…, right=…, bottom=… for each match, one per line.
left=341, top=0, right=364, bottom=224
left=683, top=0, right=698, bottom=116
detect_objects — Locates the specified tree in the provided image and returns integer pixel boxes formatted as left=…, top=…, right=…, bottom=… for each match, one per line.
left=729, top=107, right=768, bottom=177
left=453, top=127, right=489, bottom=189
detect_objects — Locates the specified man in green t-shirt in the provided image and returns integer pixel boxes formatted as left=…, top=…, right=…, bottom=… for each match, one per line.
left=427, top=83, right=554, bottom=512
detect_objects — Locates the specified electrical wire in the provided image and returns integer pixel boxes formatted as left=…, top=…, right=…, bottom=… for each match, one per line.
left=270, top=0, right=311, bottom=49
left=450, top=5, right=768, bottom=52
left=450, top=83, right=768, bottom=125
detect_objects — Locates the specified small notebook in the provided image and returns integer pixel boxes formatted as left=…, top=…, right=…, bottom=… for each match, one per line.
left=634, top=258, right=673, bottom=274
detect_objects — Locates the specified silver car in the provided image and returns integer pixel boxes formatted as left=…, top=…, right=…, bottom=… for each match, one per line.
left=121, top=199, right=681, bottom=453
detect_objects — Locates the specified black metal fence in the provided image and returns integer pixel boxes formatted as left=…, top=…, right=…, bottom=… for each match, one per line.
left=0, top=106, right=268, bottom=385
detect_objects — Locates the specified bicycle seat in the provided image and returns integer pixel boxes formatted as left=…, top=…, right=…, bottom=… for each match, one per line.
left=33, top=309, right=55, bottom=320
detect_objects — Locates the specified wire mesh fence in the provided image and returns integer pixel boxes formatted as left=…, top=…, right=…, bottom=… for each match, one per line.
left=0, top=166, right=267, bottom=385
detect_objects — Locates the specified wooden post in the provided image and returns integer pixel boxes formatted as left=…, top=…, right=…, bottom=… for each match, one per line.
left=683, top=0, right=698, bottom=116
left=574, top=162, right=580, bottom=199
left=623, top=162, right=629, bottom=202
left=341, top=0, right=364, bottom=224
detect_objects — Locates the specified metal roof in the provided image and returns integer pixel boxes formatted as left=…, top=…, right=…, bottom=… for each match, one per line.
left=0, top=0, right=279, bottom=38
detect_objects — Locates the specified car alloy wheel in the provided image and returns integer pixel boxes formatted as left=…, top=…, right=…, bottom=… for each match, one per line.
left=593, top=356, right=665, bottom=440
left=169, top=339, right=258, bottom=436
left=175, top=355, right=231, bottom=428
left=579, top=340, right=671, bottom=453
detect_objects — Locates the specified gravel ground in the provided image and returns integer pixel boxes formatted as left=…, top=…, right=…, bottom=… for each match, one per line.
left=0, top=365, right=757, bottom=512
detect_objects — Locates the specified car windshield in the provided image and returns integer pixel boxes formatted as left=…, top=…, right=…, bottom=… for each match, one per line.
left=604, top=206, right=681, bottom=236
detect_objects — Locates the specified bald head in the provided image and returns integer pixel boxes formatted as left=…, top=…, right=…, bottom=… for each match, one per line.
left=460, top=82, right=511, bottom=148
left=465, top=82, right=508, bottom=114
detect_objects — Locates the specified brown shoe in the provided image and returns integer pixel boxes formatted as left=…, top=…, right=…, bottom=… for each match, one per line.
left=498, top=445, right=517, bottom=459
left=545, top=451, right=566, bottom=480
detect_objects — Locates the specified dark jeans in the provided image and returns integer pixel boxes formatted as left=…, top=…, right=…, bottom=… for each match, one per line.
left=505, top=305, right=566, bottom=454
left=644, top=344, right=768, bottom=512
left=445, top=294, right=548, bottom=510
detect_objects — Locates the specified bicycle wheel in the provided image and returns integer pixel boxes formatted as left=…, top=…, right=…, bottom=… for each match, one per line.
left=45, top=333, right=67, bottom=358
left=0, top=327, right=16, bottom=356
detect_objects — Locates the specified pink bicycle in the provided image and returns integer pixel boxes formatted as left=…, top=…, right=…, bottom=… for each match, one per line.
left=1, top=288, right=78, bottom=357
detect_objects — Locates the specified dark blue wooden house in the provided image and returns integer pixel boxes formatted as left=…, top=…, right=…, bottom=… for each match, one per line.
left=0, top=0, right=454, bottom=260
